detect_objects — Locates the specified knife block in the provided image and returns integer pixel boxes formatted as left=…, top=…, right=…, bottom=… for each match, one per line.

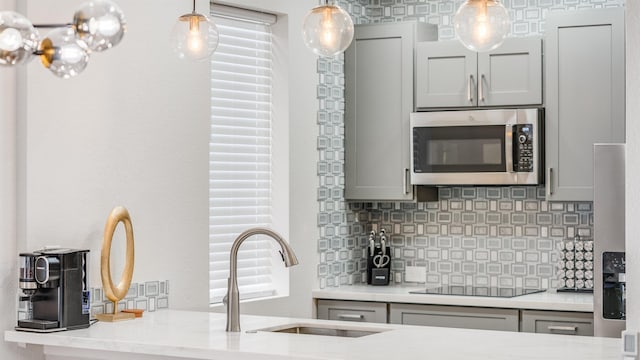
left=367, top=246, right=390, bottom=285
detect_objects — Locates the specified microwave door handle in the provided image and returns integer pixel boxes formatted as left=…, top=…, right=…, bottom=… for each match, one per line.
left=505, top=125, right=514, bottom=173
left=467, top=75, right=474, bottom=103
left=479, top=74, right=485, bottom=103
left=404, top=168, right=409, bottom=195
left=547, top=168, right=554, bottom=197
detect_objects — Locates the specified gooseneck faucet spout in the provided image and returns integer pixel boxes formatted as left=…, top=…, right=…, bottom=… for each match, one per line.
left=224, top=227, right=299, bottom=332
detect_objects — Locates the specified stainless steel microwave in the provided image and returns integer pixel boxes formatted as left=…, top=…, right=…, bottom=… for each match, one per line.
left=410, top=108, right=543, bottom=185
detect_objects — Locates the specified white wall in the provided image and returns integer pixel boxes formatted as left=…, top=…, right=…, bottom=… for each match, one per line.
left=11, top=0, right=319, bottom=334
left=1, top=1, right=20, bottom=358
left=3, top=0, right=318, bottom=357
left=19, top=0, right=211, bottom=312
left=626, top=1, right=640, bottom=333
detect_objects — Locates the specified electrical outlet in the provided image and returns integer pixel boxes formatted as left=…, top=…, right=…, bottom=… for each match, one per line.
left=405, top=266, right=426, bottom=283
left=622, top=330, right=638, bottom=359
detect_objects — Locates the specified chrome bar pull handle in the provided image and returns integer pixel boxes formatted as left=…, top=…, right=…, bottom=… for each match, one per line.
left=468, top=74, right=474, bottom=103
left=547, top=325, right=578, bottom=333
left=479, top=74, right=485, bottom=103
left=403, top=168, right=409, bottom=195
left=547, top=167, right=554, bottom=197
left=338, top=314, right=364, bottom=321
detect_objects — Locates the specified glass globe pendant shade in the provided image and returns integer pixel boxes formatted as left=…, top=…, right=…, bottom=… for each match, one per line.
left=453, top=0, right=510, bottom=52
left=0, top=11, right=40, bottom=66
left=170, top=13, right=219, bottom=61
left=39, top=27, right=90, bottom=79
left=73, top=0, right=126, bottom=52
left=302, top=2, right=354, bottom=57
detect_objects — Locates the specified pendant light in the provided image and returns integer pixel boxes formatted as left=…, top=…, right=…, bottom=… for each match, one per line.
left=453, top=0, right=510, bottom=52
left=0, top=0, right=125, bottom=78
left=170, top=0, right=219, bottom=61
left=302, top=0, right=354, bottom=57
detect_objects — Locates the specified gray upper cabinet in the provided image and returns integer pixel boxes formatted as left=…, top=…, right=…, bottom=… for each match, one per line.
left=416, top=37, right=542, bottom=108
left=545, top=8, right=625, bottom=201
left=344, top=22, right=437, bottom=201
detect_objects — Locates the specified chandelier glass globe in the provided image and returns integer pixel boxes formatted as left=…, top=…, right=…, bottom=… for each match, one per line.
left=73, top=0, right=127, bottom=52
left=0, top=11, right=39, bottom=66
left=39, top=27, right=90, bottom=79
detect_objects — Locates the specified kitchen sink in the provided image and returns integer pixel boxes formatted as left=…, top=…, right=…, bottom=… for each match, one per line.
left=251, top=323, right=388, bottom=338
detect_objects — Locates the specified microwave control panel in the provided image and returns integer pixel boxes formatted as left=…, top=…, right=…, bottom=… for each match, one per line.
left=513, top=124, right=534, bottom=172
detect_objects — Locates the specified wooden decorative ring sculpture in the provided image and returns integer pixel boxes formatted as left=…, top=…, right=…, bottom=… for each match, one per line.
left=101, top=206, right=135, bottom=307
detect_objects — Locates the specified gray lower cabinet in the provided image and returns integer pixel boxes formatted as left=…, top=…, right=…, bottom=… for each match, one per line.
left=544, top=8, right=625, bottom=201
left=316, top=300, right=593, bottom=335
left=317, top=300, right=387, bottom=324
left=344, top=22, right=437, bottom=201
left=389, top=303, right=519, bottom=332
left=520, top=310, right=594, bottom=336
left=415, top=37, right=542, bottom=108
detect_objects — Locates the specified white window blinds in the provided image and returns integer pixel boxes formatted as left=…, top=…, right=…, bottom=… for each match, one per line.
left=209, top=14, right=275, bottom=304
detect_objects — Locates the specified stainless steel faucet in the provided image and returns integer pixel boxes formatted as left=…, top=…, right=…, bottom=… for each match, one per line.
left=224, top=227, right=299, bottom=332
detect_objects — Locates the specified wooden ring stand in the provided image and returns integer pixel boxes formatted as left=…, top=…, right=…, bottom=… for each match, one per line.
left=95, top=206, right=136, bottom=322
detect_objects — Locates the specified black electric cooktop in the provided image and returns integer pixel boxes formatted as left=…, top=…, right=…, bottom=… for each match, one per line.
left=409, top=286, right=545, bottom=298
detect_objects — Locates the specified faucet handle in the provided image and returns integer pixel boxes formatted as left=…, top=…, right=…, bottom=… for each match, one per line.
left=222, top=294, right=228, bottom=306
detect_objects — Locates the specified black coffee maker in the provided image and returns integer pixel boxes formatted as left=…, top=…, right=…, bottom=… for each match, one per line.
left=17, top=248, right=90, bottom=332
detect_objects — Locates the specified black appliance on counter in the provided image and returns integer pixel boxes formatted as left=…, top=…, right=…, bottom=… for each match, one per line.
left=17, top=248, right=90, bottom=332
left=367, top=230, right=390, bottom=285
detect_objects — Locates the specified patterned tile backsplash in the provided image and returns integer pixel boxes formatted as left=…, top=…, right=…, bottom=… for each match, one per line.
left=316, top=0, right=623, bottom=289
left=347, top=187, right=592, bottom=289
left=89, top=280, right=170, bottom=318
left=17, top=280, right=170, bottom=321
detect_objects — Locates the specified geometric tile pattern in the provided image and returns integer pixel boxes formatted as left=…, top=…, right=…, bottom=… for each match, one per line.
left=17, top=280, right=171, bottom=321
left=317, top=0, right=623, bottom=289
left=365, top=0, right=624, bottom=40
left=345, top=187, right=592, bottom=290
left=88, top=280, right=170, bottom=318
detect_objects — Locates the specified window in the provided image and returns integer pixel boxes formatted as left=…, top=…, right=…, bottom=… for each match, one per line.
left=209, top=7, right=283, bottom=305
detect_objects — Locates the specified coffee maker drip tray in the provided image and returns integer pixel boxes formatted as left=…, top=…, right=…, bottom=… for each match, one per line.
left=409, top=286, right=545, bottom=298
left=17, top=319, right=63, bottom=333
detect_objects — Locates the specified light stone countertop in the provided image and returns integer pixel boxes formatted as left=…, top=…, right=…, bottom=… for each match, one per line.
left=312, top=285, right=594, bottom=312
left=5, top=309, right=619, bottom=360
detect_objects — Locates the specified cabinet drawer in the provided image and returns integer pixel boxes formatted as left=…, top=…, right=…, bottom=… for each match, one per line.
left=521, top=310, right=593, bottom=336
left=389, top=303, right=519, bottom=332
left=317, top=300, right=387, bottom=324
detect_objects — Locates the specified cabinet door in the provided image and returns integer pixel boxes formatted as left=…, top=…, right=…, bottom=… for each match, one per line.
left=478, top=37, right=542, bottom=106
left=345, top=23, right=419, bottom=200
left=521, top=310, right=594, bottom=336
left=416, top=40, right=477, bottom=108
left=389, top=303, right=519, bottom=332
left=545, top=8, right=625, bottom=201
left=317, top=300, right=387, bottom=324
